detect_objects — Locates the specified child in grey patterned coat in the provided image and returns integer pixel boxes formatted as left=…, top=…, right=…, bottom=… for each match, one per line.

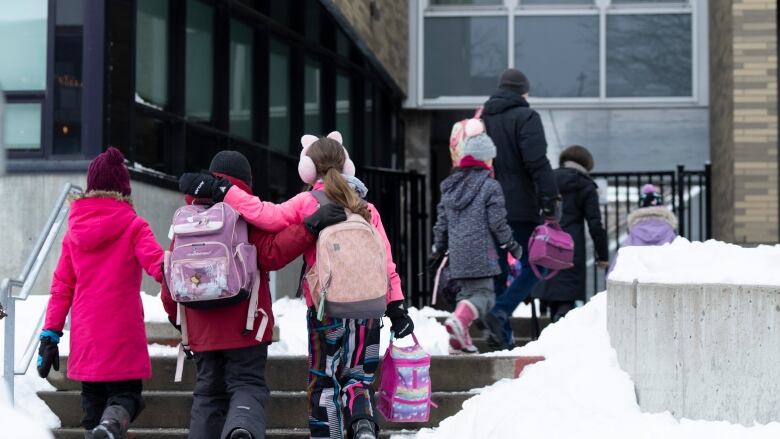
left=433, top=133, right=521, bottom=354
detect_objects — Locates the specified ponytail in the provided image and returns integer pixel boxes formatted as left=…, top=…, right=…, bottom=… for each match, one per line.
left=323, top=168, right=371, bottom=222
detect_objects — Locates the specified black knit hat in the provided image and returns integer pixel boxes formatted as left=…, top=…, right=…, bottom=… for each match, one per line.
left=209, top=150, right=252, bottom=186
left=498, top=68, right=530, bottom=96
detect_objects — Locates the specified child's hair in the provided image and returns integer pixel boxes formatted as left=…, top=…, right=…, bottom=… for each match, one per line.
left=559, top=145, right=594, bottom=171
left=307, top=137, right=371, bottom=221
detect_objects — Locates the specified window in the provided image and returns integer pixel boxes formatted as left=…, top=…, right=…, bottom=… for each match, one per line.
left=364, top=82, right=374, bottom=165
left=268, top=39, right=290, bottom=152
left=5, top=103, right=42, bottom=150
left=607, top=14, right=692, bottom=97
left=430, top=0, right=502, bottom=4
left=53, top=0, right=85, bottom=155
left=336, top=72, right=352, bottom=150
left=185, top=0, right=213, bottom=120
left=304, top=58, right=322, bottom=134
left=424, top=17, right=507, bottom=99
left=522, top=0, right=593, bottom=4
left=230, top=19, right=253, bottom=139
left=0, top=0, right=48, bottom=91
left=136, top=0, right=169, bottom=108
left=515, top=15, right=599, bottom=98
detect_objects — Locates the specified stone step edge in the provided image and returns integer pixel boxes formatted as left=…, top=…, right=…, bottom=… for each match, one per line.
left=53, top=427, right=416, bottom=437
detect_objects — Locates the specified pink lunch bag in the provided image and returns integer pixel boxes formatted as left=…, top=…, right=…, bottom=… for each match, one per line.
left=528, top=220, right=574, bottom=280
left=377, top=334, right=437, bottom=423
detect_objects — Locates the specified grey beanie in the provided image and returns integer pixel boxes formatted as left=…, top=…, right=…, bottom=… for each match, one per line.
left=209, top=150, right=253, bottom=186
left=462, top=133, right=497, bottom=161
left=498, top=68, right=530, bottom=95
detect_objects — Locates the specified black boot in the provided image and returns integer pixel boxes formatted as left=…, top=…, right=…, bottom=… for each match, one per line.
left=91, top=405, right=130, bottom=439
left=352, top=419, right=376, bottom=439
left=229, top=428, right=253, bottom=439
left=483, top=311, right=514, bottom=351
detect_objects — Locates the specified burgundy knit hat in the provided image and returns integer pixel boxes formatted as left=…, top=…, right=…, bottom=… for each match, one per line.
left=87, top=147, right=131, bottom=196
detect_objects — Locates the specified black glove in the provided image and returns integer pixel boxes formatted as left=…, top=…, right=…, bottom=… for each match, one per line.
left=304, top=204, right=348, bottom=236
left=179, top=173, right=233, bottom=203
left=37, top=329, right=63, bottom=378
left=385, top=300, right=414, bottom=339
left=428, top=247, right=445, bottom=274
left=502, top=240, right=522, bottom=260
left=167, top=315, right=182, bottom=333
left=540, top=196, right=561, bottom=220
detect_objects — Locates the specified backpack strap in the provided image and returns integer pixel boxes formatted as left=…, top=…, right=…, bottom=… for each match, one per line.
left=530, top=263, right=558, bottom=281
left=473, top=106, right=483, bottom=119
left=245, top=271, right=260, bottom=335
left=174, top=303, right=190, bottom=383
left=311, top=190, right=331, bottom=206
left=431, top=255, right=449, bottom=306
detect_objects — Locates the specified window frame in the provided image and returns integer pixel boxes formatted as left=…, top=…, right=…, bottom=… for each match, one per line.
left=412, top=0, right=704, bottom=109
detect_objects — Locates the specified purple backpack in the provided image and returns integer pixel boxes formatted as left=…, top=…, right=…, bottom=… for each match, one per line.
left=528, top=220, right=574, bottom=280
left=377, top=334, right=437, bottom=423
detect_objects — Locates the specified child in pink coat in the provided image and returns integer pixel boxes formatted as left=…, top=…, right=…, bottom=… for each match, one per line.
left=38, top=147, right=164, bottom=439
left=180, top=132, right=413, bottom=439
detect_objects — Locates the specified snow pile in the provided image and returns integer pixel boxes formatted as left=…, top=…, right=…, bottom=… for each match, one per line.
left=610, top=238, right=780, bottom=286
left=0, top=382, right=53, bottom=438
left=268, top=297, right=450, bottom=356
left=417, top=293, right=780, bottom=438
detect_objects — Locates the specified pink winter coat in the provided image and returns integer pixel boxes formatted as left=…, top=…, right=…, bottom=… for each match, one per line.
left=45, top=193, right=164, bottom=382
left=223, top=182, right=404, bottom=307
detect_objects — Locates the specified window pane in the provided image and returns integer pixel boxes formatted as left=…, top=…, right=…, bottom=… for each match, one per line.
left=612, top=0, right=685, bottom=3
left=186, top=0, right=213, bottom=120
left=268, top=39, right=290, bottom=153
left=424, top=17, right=507, bottom=99
left=136, top=0, right=169, bottom=107
left=304, top=59, right=322, bottom=134
left=53, top=0, right=84, bottom=155
left=0, top=0, right=48, bottom=90
left=364, top=82, right=374, bottom=165
left=430, top=0, right=501, bottom=4
left=607, top=14, right=692, bottom=97
left=336, top=73, right=352, bottom=151
left=230, top=20, right=253, bottom=139
left=521, top=0, right=593, bottom=4
left=515, top=16, right=598, bottom=98
left=5, top=103, right=42, bottom=150
left=304, top=0, right=321, bottom=41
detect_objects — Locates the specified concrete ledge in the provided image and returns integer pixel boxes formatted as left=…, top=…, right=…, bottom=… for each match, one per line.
left=607, top=279, right=780, bottom=425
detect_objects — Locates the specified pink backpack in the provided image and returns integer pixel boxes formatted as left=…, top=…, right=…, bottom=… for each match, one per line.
left=528, top=220, right=574, bottom=280
left=306, top=192, right=388, bottom=320
left=377, top=334, right=437, bottom=423
left=164, top=202, right=260, bottom=381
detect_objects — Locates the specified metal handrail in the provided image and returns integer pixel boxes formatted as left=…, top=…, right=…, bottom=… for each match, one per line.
left=2, top=183, right=82, bottom=403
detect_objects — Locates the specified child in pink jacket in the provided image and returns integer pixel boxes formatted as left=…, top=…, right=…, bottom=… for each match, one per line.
left=38, top=148, right=164, bottom=439
left=180, top=132, right=413, bottom=439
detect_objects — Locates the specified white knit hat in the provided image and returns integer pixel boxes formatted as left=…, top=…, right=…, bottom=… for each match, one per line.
left=462, top=133, right=497, bottom=161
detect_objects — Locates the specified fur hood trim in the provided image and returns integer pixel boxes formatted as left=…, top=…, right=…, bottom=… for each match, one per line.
left=627, top=206, right=677, bottom=229
left=69, top=190, right=134, bottom=205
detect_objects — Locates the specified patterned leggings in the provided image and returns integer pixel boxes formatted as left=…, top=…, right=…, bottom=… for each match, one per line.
left=307, top=309, right=381, bottom=439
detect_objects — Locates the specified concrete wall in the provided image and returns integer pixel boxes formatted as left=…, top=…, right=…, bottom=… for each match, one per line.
left=0, top=174, right=303, bottom=299
left=607, top=279, right=780, bottom=425
left=709, top=0, right=778, bottom=244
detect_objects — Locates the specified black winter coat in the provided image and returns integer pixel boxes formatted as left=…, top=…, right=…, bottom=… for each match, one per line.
left=482, top=89, right=559, bottom=223
left=534, top=166, right=608, bottom=302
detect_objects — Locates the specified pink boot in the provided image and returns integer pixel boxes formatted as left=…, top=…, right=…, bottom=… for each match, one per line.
left=445, top=300, right=479, bottom=354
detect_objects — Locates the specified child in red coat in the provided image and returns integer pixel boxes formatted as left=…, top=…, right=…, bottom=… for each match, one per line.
left=38, top=147, right=164, bottom=439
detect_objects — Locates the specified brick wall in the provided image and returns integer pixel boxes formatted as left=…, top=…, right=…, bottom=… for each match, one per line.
left=710, top=0, right=778, bottom=244
left=328, top=0, right=408, bottom=94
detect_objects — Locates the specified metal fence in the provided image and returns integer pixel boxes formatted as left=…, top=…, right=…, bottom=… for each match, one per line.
left=358, top=167, right=430, bottom=307
left=586, top=163, right=712, bottom=296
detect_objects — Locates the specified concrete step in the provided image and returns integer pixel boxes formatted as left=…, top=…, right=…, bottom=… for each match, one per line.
left=434, top=316, right=550, bottom=338
left=54, top=428, right=414, bottom=438
left=40, top=390, right=472, bottom=430
left=47, top=354, right=521, bottom=392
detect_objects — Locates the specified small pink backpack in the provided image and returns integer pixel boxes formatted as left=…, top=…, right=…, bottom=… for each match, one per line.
left=377, top=334, right=437, bottom=423
left=528, top=220, right=574, bottom=280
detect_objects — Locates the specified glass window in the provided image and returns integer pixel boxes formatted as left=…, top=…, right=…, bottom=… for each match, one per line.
left=186, top=0, right=213, bottom=120
left=268, top=39, right=290, bottom=152
left=304, top=59, right=322, bottom=134
left=430, top=0, right=502, bottom=4
left=230, top=19, right=253, bottom=138
left=264, top=1, right=291, bottom=27
left=5, top=103, right=42, bottom=150
left=336, top=73, right=353, bottom=151
left=521, top=0, right=593, bottom=5
left=424, top=17, right=507, bottom=99
left=304, top=0, right=321, bottom=41
left=336, top=28, right=351, bottom=58
left=607, top=14, right=692, bottom=97
left=0, top=0, right=48, bottom=90
left=515, top=15, right=598, bottom=98
left=364, top=82, right=374, bottom=165
left=53, top=0, right=85, bottom=155
left=136, top=0, right=169, bottom=107
left=612, top=0, right=684, bottom=3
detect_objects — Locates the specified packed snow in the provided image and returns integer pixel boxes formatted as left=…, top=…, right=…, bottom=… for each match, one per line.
left=610, top=238, right=780, bottom=286
left=415, top=292, right=780, bottom=439
left=0, top=381, right=53, bottom=438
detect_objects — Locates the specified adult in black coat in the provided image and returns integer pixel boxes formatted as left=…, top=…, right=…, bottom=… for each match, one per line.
left=482, top=68, right=560, bottom=350
left=534, top=146, right=609, bottom=322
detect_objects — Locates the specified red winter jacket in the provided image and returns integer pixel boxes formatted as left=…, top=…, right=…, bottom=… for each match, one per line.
left=161, top=176, right=315, bottom=352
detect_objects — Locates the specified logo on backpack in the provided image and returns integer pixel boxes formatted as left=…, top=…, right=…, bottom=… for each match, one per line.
left=306, top=191, right=388, bottom=320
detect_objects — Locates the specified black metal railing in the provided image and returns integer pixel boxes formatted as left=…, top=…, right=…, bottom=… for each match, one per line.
left=587, top=163, right=712, bottom=296
left=358, top=167, right=430, bottom=308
